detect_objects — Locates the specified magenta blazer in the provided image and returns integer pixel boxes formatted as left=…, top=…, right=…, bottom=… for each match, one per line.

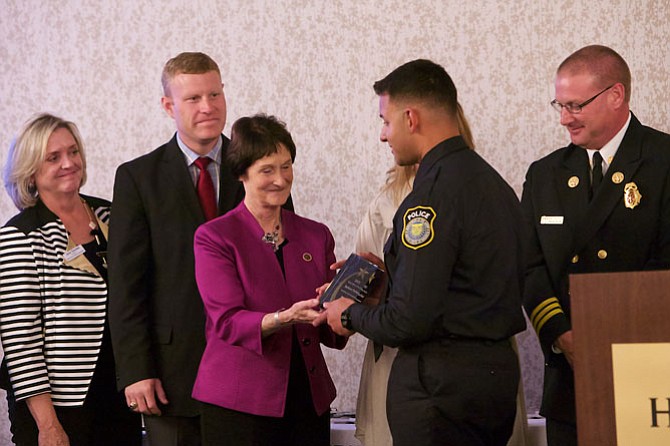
left=192, top=202, right=347, bottom=417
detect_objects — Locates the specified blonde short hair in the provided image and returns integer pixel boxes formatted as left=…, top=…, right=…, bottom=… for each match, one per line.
left=3, top=113, right=87, bottom=210
left=161, top=52, right=221, bottom=96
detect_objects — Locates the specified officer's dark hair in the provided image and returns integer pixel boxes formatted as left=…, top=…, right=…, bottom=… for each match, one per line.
left=373, top=59, right=458, bottom=116
left=227, top=114, right=296, bottom=177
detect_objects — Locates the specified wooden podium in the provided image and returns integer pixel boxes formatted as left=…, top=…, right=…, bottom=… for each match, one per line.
left=570, top=270, right=670, bottom=446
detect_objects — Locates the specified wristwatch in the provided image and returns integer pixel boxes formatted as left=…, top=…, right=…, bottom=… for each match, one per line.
left=341, top=307, right=353, bottom=331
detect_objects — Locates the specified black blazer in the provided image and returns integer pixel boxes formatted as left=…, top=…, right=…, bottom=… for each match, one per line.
left=521, top=114, right=670, bottom=422
left=107, top=134, right=245, bottom=416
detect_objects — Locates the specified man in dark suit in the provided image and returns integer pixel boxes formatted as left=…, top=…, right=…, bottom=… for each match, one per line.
left=107, top=52, right=245, bottom=446
left=521, top=45, right=670, bottom=446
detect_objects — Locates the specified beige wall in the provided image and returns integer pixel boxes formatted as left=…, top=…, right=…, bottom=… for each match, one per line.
left=1, top=0, right=669, bottom=435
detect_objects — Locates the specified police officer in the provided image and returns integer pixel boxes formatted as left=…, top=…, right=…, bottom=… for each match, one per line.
left=319, top=59, right=526, bottom=446
left=522, top=45, right=670, bottom=446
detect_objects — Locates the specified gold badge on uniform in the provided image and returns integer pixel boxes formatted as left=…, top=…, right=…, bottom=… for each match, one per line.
left=402, top=205, right=436, bottom=250
left=611, top=172, right=624, bottom=184
left=568, top=176, right=579, bottom=188
left=623, top=182, right=642, bottom=209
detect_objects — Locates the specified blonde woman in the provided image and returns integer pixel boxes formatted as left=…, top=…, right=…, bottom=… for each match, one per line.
left=0, top=114, right=141, bottom=446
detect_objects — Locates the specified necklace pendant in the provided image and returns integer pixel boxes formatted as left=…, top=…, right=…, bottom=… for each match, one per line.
left=262, top=230, right=280, bottom=252
left=260, top=220, right=281, bottom=252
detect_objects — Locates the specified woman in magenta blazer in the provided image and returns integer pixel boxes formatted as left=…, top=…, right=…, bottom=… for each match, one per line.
left=193, top=114, right=347, bottom=445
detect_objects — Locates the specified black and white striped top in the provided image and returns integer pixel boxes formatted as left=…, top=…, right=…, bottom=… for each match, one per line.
left=0, top=196, right=110, bottom=406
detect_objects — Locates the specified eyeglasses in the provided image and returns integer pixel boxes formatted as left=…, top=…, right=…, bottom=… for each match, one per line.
left=550, top=85, right=614, bottom=114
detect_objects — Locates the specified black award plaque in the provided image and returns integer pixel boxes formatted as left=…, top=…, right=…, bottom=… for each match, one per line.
left=319, top=253, right=382, bottom=308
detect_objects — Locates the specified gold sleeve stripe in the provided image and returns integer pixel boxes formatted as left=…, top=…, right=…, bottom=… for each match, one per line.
left=529, top=297, right=559, bottom=321
left=531, top=301, right=561, bottom=325
left=534, top=307, right=563, bottom=333
left=529, top=297, right=564, bottom=333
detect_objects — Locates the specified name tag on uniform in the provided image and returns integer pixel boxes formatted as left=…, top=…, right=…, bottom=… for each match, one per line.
left=540, top=216, right=564, bottom=225
left=63, top=244, right=85, bottom=262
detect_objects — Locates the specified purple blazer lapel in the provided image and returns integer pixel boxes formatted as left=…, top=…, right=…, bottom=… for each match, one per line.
left=235, top=204, right=294, bottom=309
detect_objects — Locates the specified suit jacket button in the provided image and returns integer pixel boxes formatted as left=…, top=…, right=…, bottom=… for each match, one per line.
left=597, top=249, right=607, bottom=260
left=571, top=255, right=579, bottom=264
left=309, top=366, right=316, bottom=373
left=302, top=338, right=311, bottom=346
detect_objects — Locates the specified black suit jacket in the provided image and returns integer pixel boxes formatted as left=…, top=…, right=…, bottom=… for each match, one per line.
left=107, top=134, right=245, bottom=416
left=521, top=114, right=670, bottom=422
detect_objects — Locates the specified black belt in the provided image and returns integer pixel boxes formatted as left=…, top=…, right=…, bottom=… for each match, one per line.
left=440, top=334, right=510, bottom=345
left=402, top=335, right=511, bottom=352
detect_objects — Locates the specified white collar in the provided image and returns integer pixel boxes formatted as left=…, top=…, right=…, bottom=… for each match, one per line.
left=586, top=112, right=631, bottom=172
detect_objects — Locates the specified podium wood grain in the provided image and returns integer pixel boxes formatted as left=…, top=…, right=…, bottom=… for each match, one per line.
left=570, top=270, right=670, bottom=446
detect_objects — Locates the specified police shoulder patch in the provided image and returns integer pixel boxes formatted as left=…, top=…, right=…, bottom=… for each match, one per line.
left=401, top=205, right=436, bottom=250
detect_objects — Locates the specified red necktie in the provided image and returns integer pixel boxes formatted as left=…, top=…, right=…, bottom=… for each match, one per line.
left=194, top=157, right=217, bottom=220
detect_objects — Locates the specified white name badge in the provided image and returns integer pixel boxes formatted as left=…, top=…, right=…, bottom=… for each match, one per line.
left=540, top=215, right=564, bottom=225
left=63, top=244, right=85, bottom=262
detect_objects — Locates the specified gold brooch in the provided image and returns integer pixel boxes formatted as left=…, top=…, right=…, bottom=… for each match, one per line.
left=611, top=172, right=624, bottom=184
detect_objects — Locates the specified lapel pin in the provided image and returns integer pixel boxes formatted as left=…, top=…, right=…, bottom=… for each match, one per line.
left=611, top=172, right=624, bottom=184
left=568, top=176, right=580, bottom=188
